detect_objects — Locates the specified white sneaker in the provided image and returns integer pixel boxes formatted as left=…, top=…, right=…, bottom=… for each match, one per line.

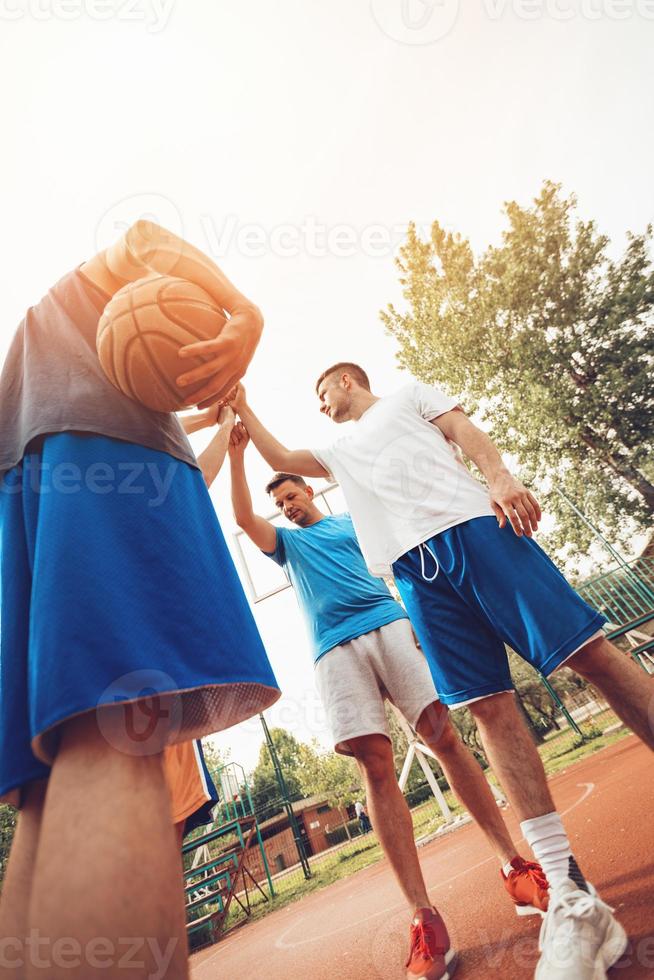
left=535, top=878, right=628, bottom=979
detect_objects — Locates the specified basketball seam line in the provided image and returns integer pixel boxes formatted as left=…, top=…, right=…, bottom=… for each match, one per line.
left=128, top=285, right=181, bottom=405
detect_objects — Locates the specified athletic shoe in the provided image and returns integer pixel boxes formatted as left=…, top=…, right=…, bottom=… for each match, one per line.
left=502, top=856, right=549, bottom=917
left=535, top=878, right=628, bottom=979
left=405, top=906, right=458, bottom=980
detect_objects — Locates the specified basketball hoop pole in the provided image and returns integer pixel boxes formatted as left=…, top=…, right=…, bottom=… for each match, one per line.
left=259, top=713, right=312, bottom=880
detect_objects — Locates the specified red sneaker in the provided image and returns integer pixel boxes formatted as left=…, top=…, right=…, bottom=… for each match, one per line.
left=405, top=906, right=458, bottom=980
left=502, top=856, right=549, bottom=917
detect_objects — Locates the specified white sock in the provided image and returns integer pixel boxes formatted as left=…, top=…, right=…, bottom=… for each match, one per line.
left=520, top=811, right=584, bottom=890
left=502, top=861, right=514, bottom=877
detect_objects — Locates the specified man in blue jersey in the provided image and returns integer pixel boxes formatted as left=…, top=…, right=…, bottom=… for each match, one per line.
left=228, top=422, right=549, bottom=980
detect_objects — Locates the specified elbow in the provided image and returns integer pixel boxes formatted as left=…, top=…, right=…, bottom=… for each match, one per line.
left=249, top=303, right=264, bottom=331
left=234, top=512, right=252, bottom=531
left=127, top=219, right=162, bottom=263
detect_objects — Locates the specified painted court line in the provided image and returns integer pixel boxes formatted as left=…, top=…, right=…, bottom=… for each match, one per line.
left=272, top=782, right=595, bottom=950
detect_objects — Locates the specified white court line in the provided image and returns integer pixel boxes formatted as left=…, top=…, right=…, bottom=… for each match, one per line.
left=192, top=781, right=595, bottom=969
left=273, top=782, right=595, bottom=951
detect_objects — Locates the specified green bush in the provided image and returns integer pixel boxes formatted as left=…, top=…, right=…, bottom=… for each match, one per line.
left=0, top=805, right=17, bottom=889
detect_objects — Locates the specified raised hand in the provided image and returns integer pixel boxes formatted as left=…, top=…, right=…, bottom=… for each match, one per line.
left=227, top=382, right=248, bottom=417
left=217, top=404, right=236, bottom=430
left=229, top=421, right=251, bottom=458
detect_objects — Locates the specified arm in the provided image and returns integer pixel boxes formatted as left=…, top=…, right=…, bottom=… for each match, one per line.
left=179, top=408, right=219, bottom=437
left=228, top=424, right=278, bottom=553
left=433, top=409, right=542, bottom=537
left=82, top=221, right=263, bottom=406
left=230, top=384, right=329, bottom=479
left=197, top=406, right=236, bottom=489
left=179, top=386, right=238, bottom=435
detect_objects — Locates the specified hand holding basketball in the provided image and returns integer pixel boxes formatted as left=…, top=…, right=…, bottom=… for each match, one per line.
left=97, top=275, right=229, bottom=413
left=177, top=307, right=263, bottom=409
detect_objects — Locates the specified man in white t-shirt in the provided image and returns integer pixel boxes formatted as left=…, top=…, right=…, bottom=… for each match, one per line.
left=231, top=364, right=654, bottom=980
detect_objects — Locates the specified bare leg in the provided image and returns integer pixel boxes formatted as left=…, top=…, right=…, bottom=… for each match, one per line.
left=415, top=702, right=517, bottom=865
left=26, top=712, right=189, bottom=980
left=564, top=636, right=654, bottom=750
left=349, top=734, right=431, bottom=910
left=467, top=692, right=556, bottom=822
left=0, top=779, right=48, bottom=980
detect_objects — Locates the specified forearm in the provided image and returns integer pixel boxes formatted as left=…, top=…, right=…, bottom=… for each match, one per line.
left=453, top=424, right=511, bottom=485
left=238, top=404, right=293, bottom=471
left=197, top=426, right=232, bottom=488
left=229, top=456, right=256, bottom=527
left=106, top=221, right=259, bottom=318
left=179, top=410, right=214, bottom=436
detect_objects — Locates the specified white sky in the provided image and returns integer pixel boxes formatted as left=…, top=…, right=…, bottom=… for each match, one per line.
left=2, top=0, right=653, bottom=772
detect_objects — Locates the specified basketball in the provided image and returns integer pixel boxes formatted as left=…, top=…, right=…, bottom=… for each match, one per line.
left=96, top=275, right=227, bottom=412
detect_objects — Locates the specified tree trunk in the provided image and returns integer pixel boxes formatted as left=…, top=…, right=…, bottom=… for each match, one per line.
left=581, top=433, right=654, bottom=512
left=339, top=806, right=352, bottom=840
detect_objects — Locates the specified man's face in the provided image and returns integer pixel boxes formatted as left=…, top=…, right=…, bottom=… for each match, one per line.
left=317, top=374, right=351, bottom=423
left=270, top=481, right=315, bottom=526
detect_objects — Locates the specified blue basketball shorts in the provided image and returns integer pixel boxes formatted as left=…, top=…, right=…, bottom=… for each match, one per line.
left=0, top=433, right=280, bottom=805
left=392, top=517, right=606, bottom=708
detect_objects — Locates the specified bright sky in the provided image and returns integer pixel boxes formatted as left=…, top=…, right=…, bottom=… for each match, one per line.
left=2, top=0, right=653, bottom=772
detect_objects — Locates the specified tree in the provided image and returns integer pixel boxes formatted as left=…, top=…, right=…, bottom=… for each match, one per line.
left=249, top=727, right=307, bottom=817
left=382, top=182, right=654, bottom=566
left=201, top=739, right=230, bottom=777
left=0, top=805, right=17, bottom=890
left=296, top=741, right=363, bottom=840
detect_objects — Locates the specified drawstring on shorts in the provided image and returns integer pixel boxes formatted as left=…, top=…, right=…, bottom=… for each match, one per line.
left=418, top=542, right=440, bottom=582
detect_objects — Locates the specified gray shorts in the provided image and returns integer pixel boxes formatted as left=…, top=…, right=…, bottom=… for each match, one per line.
left=314, top=618, right=439, bottom=756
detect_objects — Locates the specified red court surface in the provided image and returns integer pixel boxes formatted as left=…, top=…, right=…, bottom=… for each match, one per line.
left=191, top=737, right=654, bottom=980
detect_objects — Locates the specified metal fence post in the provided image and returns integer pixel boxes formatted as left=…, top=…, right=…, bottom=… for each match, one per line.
left=260, top=714, right=312, bottom=880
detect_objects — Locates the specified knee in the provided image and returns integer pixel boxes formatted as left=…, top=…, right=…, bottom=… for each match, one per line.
left=564, top=636, right=609, bottom=680
left=467, top=691, right=514, bottom=725
left=353, top=743, right=395, bottom=787
left=416, top=704, right=458, bottom=752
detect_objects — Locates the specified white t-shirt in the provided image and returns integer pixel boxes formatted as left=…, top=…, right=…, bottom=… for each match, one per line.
left=311, top=382, right=495, bottom=577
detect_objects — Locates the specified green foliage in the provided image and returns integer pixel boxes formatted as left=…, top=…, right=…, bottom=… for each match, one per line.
left=201, top=739, right=230, bottom=776
left=296, top=740, right=362, bottom=813
left=0, top=804, right=17, bottom=889
left=250, top=728, right=307, bottom=816
left=382, top=181, right=654, bottom=566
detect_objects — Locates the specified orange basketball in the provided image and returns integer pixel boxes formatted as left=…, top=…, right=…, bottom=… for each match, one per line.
left=96, top=275, right=227, bottom=412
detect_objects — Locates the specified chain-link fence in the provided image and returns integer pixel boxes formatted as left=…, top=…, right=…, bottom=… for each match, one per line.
left=185, top=674, right=630, bottom=951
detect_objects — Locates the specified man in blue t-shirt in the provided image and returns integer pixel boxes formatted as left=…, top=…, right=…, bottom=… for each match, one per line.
left=228, top=423, right=550, bottom=980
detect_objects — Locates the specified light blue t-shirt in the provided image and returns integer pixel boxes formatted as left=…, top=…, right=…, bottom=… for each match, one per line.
left=264, top=513, right=408, bottom=663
